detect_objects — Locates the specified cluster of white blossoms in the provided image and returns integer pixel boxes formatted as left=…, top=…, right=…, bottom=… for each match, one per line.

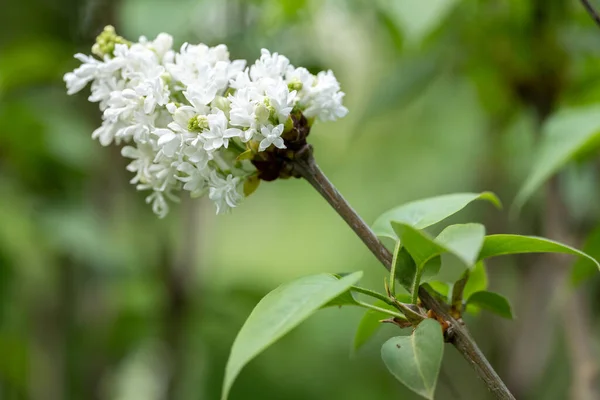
left=64, top=26, right=348, bottom=217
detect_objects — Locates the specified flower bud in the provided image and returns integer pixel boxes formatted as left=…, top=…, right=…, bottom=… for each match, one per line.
left=92, top=25, right=130, bottom=58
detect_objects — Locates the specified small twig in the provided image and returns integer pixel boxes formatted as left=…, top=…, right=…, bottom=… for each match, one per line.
left=355, top=300, right=408, bottom=321
left=451, top=270, right=469, bottom=312
left=389, top=240, right=402, bottom=295
left=581, top=0, right=600, bottom=28
left=292, top=151, right=515, bottom=400
left=350, top=285, right=397, bottom=305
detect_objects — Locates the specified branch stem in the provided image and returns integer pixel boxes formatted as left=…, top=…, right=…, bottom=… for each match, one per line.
left=355, top=300, right=408, bottom=321
left=292, top=153, right=515, bottom=400
left=350, top=285, right=396, bottom=306
left=389, top=240, right=402, bottom=295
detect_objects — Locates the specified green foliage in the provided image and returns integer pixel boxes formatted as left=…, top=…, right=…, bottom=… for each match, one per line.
left=390, top=246, right=418, bottom=290
left=353, top=294, right=412, bottom=352
left=7, top=0, right=600, bottom=399
left=435, top=223, right=486, bottom=268
left=462, top=261, right=489, bottom=300
left=478, top=235, right=600, bottom=272
left=221, top=272, right=363, bottom=400
left=514, top=105, right=600, bottom=209
left=353, top=300, right=401, bottom=352
left=324, top=288, right=361, bottom=308
left=372, top=192, right=501, bottom=240
left=381, top=319, right=444, bottom=400
left=391, top=222, right=485, bottom=302
left=466, top=291, right=514, bottom=319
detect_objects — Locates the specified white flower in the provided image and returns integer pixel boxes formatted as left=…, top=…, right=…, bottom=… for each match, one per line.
left=122, top=143, right=156, bottom=185
left=166, top=43, right=245, bottom=91
left=104, top=88, right=143, bottom=123
left=302, top=70, right=348, bottom=121
left=64, top=54, right=105, bottom=95
left=133, top=64, right=170, bottom=114
left=147, top=33, right=174, bottom=60
left=89, top=76, right=125, bottom=110
left=228, top=87, right=259, bottom=130
left=183, top=81, right=218, bottom=111
left=145, top=191, right=170, bottom=218
left=203, top=111, right=242, bottom=151
left=259, top=124, right=285, bottom=152
left=93, top=119, right=123, bottom=146
left=266, top=82, right=296, bottom=123
left=285, top=66, right=315, bottom=95
left=177, top=162, right=209, bottom=197
left=65, top=28, right=348, bottom=217
left=114, top=110, right=156, bottom=143
left=208, top=171, right=243, bottom=214
left=155, top=106, right=194, bottom=157
left=250, top=49, right=290, bottom=81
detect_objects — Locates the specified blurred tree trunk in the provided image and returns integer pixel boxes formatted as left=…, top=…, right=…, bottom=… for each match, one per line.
left=162, top=197, right=203, bottom=400
left=504, top=1, right=600, bottom=393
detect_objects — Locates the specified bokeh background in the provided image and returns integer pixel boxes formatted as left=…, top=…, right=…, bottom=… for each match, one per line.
left=2, top=0, right=600, bottom=399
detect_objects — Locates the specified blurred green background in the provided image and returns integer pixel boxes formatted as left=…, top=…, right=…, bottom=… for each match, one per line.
left=2, top=0, right=600, bottom=399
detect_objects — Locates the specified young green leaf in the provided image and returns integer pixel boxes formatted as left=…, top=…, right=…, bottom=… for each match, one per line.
left=514, top=105, right=600, bottom=210
left=391, top=223, right=486, bottom=301
left=436, top=223, right=486, bottom=267
left=390, top=242, right=417, bottom=291
left=353, top=294, right=412, bottom=352
left=462, top=261, right=488, bottom=300
left=478, top=235, right=600, bottom=272
left=466, top=291, right=513, bottom=319
left=373, top=192, right=500, bottom=240
left=381, top=319, right=444, bottom=400
left=392, top=222, right=447, bottom=266
left=324, top=289, right=361, bottom=308
left=222, top=272, right=363, bottom=400
left=353, top=300, right=402, bottom=352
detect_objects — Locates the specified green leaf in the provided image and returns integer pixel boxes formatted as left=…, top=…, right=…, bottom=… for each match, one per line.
left=466, top=291, right=513, bottom=319
left=392, top=223, right=446, bottom=300
left=478, top=235, right=600, bottom=272
left=421, top=256, right=442, bottom=283
left=324, top=289, right=361, bottom=308
left=373, top=192, right=500, bottom=240
left=436, top=223, right=486, bottom=267
left=392, top=223, right=447, bottom=267
left=391, top=223, right=486, bottom=300
left=462, top=261, right=488, bottom=300
left=353, top=294, right=412, bottom=352
left=571, top=226, right=600, bottom=285
left=514, top=105, right=600, bottom=210
left=381, top=319, right=444, bottom=400
left=392, top=246, right=418, bottom=290
left=243, top=175, right=260, bottom=197
left=353, top=300, right=400, bottom=352
left=222, top=272, right=363, bottom=400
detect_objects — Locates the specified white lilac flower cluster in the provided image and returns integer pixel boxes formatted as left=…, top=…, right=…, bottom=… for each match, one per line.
left=64, top=26, right=348, bottom=217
